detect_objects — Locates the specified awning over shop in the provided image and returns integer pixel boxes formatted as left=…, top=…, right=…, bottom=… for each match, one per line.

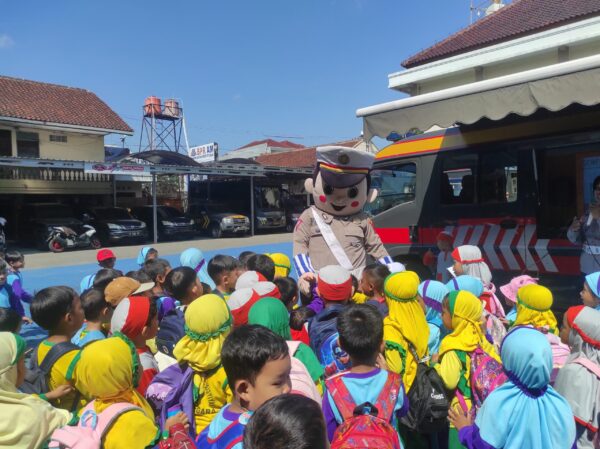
left=357, top=54, right=600, bottom=141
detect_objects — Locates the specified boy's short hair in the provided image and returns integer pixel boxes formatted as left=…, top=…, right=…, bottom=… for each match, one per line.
left=363, top=263, right=391, bottom=293
left=289, top=306, right=315, bottom=331
left=93, top=268, right=122, bottom=292
left=127, top=269, right=153, bottom=284
left=31, top=286, right=77, bottom=331
left=207, top=255, right=240, bottom=284
left=239, top=251, right=257, bottom=268
left=80, top=288, right=108, bottom=321
left=273, top=277, right=298, bottom=309
left=164, top=266, right=197, bottom=301
left=337, top=303, right=383, bottom=364
left=0, top=307, right=21, bottom=332
left=143, top=258, right=172, bottom=282
left=222, top=324, right=289, bottom=386
left=247, top=255, right=275, bottom=282
left=4, top=250, right=24, bottom=264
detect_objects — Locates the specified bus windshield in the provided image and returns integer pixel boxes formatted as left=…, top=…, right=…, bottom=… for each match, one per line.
left=366, top=163, right=416, bottom=215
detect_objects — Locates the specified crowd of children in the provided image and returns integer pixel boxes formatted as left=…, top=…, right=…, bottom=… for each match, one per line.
left=1, top=242, right=600, bottom=449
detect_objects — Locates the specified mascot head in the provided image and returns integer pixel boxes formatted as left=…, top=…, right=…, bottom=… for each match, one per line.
left=305, top=146, right=377, bottom=217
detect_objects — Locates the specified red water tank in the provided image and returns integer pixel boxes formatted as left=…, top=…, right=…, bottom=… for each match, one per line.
left=144, top=96, right=162, bottom=116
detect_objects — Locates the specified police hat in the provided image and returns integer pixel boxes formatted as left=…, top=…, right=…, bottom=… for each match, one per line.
left=316, top=146, right=375, bottom=188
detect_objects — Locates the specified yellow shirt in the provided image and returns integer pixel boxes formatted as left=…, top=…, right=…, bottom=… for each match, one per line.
left=193, top=365, right=233, bottom=434
left=37, top=341, right=87, bottom=411
left=434, top=350, right=473, bottom=421
left=103, top=409, right=159, bottom=449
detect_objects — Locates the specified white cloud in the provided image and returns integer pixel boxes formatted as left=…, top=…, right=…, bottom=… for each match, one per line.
left=0, top=34, right=14, bottom=49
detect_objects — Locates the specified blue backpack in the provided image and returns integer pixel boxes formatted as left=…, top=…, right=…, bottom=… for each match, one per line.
left=156, top=307, right=185, bottom=358
left=319, top=332, right=351, bottom=378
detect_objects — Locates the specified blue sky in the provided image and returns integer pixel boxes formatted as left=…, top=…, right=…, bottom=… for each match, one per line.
left=1, top=1, right=469, bottom=154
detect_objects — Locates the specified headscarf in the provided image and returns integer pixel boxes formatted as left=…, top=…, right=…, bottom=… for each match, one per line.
left=0, top=332, right=71, bottom=449
left=439, top=291, right=500, bottom=362
left=383, top=271, right=429, bottom=389
left=180, top=248, right=216, bottom=289
left=173, top=294, right=232, bottom=372
left=74, top=335, right=154, bottom=418
left=418, top=280, right=448, bottom=328
left=137, top=247, right=154, bottom=267
left=248, top=297, right=292, bottom=340
left=452, top=245, right=492, bottom=285
left=512, top=284, right=558, bottom=335
left=268, top=253, right=291, bottom=278
left=555, top=306, right=600, bottom=433
left=111, top=296, right=151, bottom=339
left=476, top=327, right=575, bottom=449
left=445, top=275, right=484, bottom=297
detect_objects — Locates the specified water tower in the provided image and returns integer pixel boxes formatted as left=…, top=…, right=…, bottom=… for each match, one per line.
left=138, top=96, right=190, bottom=153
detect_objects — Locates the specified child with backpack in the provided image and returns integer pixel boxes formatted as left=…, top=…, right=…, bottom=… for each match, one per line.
left=581, top=271, right=600, bottom=310
left=29, top=286, right=86, bottom=411
left=436, top=290, right=502, bottom=449
left=243, top=394, right=328, bottom=449
left=361, top=263, right=391, bottom=317
left=196, top=324, right=292, bottom=449
left=248, top=296, right=324, bottom=399
left=323, top=304, right=407, bottom=447
left=450, top=326, right=576, bottom=449
left=555, top=306, right=600, bottom=449
left=418, top=280, right=449, bottom=356
left=71, top=288, right=111, bottom=347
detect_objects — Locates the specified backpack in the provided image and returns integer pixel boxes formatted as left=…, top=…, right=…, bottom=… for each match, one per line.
left=195, top=413, right=248, bottom=449
left=546, top=331, right=571, bottom=384
left=399, top=343, right=449, bottom=434
left=145, top=363, right=196, bottom=437
left=318, top=332, right=352, bottom=379
left=20, top=342, right=80, bottom=397
left=48, top=401, right=140, bottom=449
left=457, top=346, right=507, bottom=412
left=327, top=371, right=402, bottom=449
left=286, top=341, right=321, bottom=404
left=156, top=308, right=185, bottom=358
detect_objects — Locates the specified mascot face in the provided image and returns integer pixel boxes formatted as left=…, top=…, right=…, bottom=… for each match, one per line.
left=305, top=172, right=378, bottom=217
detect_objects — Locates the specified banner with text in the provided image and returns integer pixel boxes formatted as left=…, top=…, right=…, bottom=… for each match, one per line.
left=189, top=142, right=218, bottom=163
left=84, top=162, right=150, bottom=175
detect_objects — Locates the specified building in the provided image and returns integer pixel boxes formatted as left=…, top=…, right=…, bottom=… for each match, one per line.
left=220, top=138, right=304, bottom=161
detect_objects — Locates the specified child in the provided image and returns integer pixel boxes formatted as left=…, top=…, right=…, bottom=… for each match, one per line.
left=450, top=326, right=576, bottom=449
left=247, top=254, right=276, bottom=281
left=30, top=286, right=86, bottom=411
left=0, top=306, right=21, bottom=333
left=273, top=276, right=299, bottom=312
left=446, top=275, right=484, bottom=298
left=499, top=274, right=538, bottom=324
left=383, top=271, right=429, bottom=391
left=163, top=266, right=203, bottom=310
left=196, top=324, right=291, bottom=448
left=418, top=279, right=449, bottom=356
left=180, top=247, right=215, bottom=289
left=238, top=251, right=257, bottom=270
left=111, top=296, right=159, bottom=395
left=290, top=306, right=315, bottom=346
left=5, top=250, right=33, bottom=309
left=361, top=263, right=391, bottom=317
left=243, top=394, right=328, bottom=449
left=71, top=288, right=111, bottom=347
left=172, top=294, right=233, bottom=435
left=137, top=246, right=158, bottom=267
left=91, top=268, right=122, bottom=292
left=236, top=270, right=267, bottom=290
left=555, top=306, right=600, bottom=449
left=268, top=253, right=292, bottom=279
left=207, top=255, right=241, bottom=300
left=104, top=277, right=155, bottom=308
left=143, top=258, right=175, bottom=319
left=435, top=290, right=500, bottom=448
left=323, top=304, right=407, bottom=443
left=80, top=249, right=119, bottom=292
left=0, top=259, right=27, bottom=320
left=581, top=271, right=600, bottom=310
left=424, top=231, right=454, bottom=283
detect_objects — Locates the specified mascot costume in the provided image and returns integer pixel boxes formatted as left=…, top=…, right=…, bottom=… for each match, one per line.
left=293, top=146, right=393, bottom=289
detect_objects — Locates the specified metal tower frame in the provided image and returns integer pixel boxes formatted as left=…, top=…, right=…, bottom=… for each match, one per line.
left=138, top=99, right=190, bottom=154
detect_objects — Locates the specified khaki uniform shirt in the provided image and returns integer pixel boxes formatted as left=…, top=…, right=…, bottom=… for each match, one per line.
left=293, top=206, right=390, bottom=273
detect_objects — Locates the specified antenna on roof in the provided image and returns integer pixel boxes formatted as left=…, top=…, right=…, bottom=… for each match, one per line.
left=470, top=0, right=505, bottom=23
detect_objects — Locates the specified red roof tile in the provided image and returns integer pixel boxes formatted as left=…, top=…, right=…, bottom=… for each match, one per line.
left=236, top=138, right=305, bottom=151
left=256, top=138, right=363, bottom=168
left=402, top=0, right=600, bottom=68
left=0, top=76, right=133, bottom=133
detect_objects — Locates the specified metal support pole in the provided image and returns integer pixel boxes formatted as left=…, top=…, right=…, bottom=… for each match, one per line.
left=152, top=174, right=158, bottom=243
left=250, top=176, right=255, bottom=236
left=112, top=175, right=117, bottom=207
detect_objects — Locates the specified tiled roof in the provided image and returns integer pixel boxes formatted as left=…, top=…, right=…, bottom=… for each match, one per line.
left=0, top=75, right=133, bottom=133
left=402, top=0, right=600, bottom=68
left=236, top=138, right=305, bottom=151
left=256, top=138, right=363, bottom=168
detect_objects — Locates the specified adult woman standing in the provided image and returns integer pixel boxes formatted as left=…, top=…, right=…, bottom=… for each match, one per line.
left=568, top=176, right=600, bottom=275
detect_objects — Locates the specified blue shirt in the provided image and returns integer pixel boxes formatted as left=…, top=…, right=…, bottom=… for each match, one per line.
left=0, top=285, right=10, bottom=309
left=80, top=274, right=96, bottom=293
left=71, top=324, right=105, bottom=347
left=196, top=405, right=249, bottom=449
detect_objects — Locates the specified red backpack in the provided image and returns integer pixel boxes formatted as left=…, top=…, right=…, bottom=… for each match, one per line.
left=326, top=372, right=402, bottom=449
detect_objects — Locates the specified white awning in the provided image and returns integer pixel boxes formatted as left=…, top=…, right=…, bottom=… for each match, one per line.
left=357, top=54, right=600, bottom=140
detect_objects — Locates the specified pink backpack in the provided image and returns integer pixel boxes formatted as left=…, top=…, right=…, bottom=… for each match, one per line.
left=457, top=347, right=507, bottom=412
left=546, top=332, right=570, bottom=384
left=327, top=371, right=402, bottom=449
left=48, top=401, right=141, bottom=449
left=286, top=341, right=321, bottom=405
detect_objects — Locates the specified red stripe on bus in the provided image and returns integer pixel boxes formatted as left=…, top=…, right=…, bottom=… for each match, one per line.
left=375, top=227, right=411, bottom=244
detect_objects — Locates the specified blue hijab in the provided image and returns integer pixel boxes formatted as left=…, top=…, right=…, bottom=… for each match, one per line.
left=418, top=280, right=448, bottom=328
left=180, top=248, right=215, bottom=289
left=137, top=246, right=154, bottom=267
left=585, top=271, right=600, bottom=310
left=446, top=275, right=484, bottom=297
left=475, top=327, right=575, bottom=449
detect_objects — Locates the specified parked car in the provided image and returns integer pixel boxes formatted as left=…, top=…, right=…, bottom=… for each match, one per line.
left=79, top=207, right=148, bottom=245
left=18, top=203, right=93, bottom=250
left=283, top=191, right=309, bottom=233
left=188, top=203, right=250, bottom=238
left=131, top=205, right=195, bottom=241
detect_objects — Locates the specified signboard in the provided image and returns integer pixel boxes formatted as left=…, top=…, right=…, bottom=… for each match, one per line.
left=84, top=162, right=150, bottom=175
left=189, top=142, right=218, bottom=163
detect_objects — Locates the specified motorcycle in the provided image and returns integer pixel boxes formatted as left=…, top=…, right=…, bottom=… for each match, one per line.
left=47, top=224, right=102, bottom=253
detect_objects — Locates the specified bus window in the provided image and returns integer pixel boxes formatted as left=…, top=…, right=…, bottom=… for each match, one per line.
left=367, top=163, right=416, bottom=215
left=441, top=153, right=477, bottom=204
left=480, top=150, right=518, bottom=203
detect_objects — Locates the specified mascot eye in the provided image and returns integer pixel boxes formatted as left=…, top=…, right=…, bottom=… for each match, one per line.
left=324, top=184, right=334, bottom=195
left=348, top=187, right=359, bottom=198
